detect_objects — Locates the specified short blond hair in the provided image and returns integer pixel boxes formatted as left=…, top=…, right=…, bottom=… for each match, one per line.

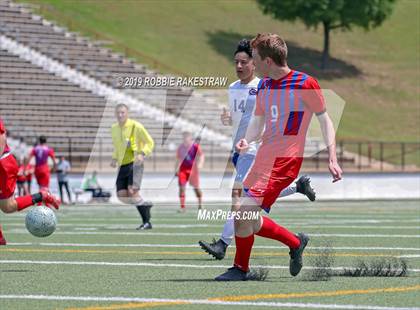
left=250, top=33, right=288, bottom=66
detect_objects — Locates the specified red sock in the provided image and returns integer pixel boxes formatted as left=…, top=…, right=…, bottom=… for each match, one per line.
left=233, top=234, right=254, bottom=272
left=256, top=216, right=300, bottom=249
left=16, top=195, right=34, bottom=211
left=180, top=194, right=185, bottom=209
left=0, top=226, right=4, bottom=239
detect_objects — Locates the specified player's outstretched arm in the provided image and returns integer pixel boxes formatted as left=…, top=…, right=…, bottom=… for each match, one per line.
left=317, top=112, right=342, bottom=182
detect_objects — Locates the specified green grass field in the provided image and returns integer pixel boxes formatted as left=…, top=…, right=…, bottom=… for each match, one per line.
left=17, top=0, right=420, bottom=144
left=1, top=201, right=419, bottom=310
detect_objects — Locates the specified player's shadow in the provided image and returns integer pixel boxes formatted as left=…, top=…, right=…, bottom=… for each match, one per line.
left=206, top=30, right=361, bottom=80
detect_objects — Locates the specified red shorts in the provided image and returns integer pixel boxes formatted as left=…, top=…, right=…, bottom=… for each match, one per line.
left=35, top=165, right=50, bottom=188
left=178, top=167, right=200, bottom=188
left=243, top=157, right=303, bottom=211
left=0, top=154, right=18, bottom=199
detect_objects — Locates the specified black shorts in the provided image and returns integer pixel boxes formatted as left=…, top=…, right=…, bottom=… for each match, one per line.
left=116, top=162, right=144, bottom=192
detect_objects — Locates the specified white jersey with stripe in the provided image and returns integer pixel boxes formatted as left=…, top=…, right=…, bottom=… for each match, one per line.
left=228, top=77, right=260, bottom=155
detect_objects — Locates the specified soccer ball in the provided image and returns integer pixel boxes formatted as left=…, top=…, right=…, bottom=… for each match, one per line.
left=25, top=206, right=57, bottom=237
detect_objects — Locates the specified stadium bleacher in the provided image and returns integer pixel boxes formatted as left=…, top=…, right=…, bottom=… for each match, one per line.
left=0, top=0, right=348, bottom=172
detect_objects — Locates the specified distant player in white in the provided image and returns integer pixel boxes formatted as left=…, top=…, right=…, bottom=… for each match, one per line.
left=199, top=39, right=315, bottom=260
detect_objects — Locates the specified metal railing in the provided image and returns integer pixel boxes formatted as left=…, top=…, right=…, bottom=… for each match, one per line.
left=45, top=138, right=419, bottom=173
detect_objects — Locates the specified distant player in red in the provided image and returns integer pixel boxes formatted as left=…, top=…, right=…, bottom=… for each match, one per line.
left=0, top=119, right=60, bottom=246
left=27, top=136, right=56, bottom=191
left=215, top=33, right=342, bottom=281
left=24, top=159, right=34, bottom=194
left=16, top=158, right=28, bottom=196
left=175, top=132, right=205, bottom=212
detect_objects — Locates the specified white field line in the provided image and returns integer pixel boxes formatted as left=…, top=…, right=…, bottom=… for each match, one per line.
left=5, top=229, right=420, bottom=238
left=6, top=242, right=420, bottom=252
left=1, top=260, right=419, bottom=272
left=3, top=217, right=420, bottom=225
left=0, top=294, right=417, bottom=310
left=2, top=223, right=419, bottom=230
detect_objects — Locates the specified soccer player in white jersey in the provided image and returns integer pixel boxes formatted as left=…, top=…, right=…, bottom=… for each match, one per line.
left=199, top=39, right=315, bottom=260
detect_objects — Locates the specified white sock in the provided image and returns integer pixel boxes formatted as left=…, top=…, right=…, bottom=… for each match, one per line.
left=279, top=185, right=297, bottom=198
left=220, top=217, right=234, bottom=245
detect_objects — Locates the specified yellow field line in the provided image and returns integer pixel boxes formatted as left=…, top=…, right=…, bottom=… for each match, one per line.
left=210, top=284, right=420, bottom=302
left=66, top=301, right=187, bottom=310
left=2, top=248, right=405, bottom=258
left=64, top=284, right=420, bottom=310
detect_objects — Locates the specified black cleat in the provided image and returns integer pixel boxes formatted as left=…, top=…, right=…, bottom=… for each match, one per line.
left=296, top=175, right=316, bottom=201
left=215, top=266, right=267, bottom=281
left=215, top=267, right=248, bottom=281
left=140, top=222, right=152, bottom=230
left=289, top=232, right=310, bottom=276
left=199, top=238, right=228, bottom=260
left=136, top=224, right=144, bottom=230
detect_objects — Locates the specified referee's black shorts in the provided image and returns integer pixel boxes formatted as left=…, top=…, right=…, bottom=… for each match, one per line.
left=116, top=162, right=144, bottom=192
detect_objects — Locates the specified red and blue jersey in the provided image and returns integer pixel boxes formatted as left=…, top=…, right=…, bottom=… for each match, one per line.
left=254, top=70, right=326, bottom=163
left=0, top=119, right=10, bottom=155
left=177, top=142, right=202, bottom=170
left=31, top=145, right=55, bottom=168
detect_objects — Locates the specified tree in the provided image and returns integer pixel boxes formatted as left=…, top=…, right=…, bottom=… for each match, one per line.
left=256, top=0, right=396, bottom=69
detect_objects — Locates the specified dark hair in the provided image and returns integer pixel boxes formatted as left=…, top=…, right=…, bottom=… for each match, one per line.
left=234, top=39, right=252, bottom=58
left=39, top=135, right=47, bottom=144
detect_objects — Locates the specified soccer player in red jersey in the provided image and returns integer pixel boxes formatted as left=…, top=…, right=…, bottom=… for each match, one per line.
left=0, top=120, right=60, bottom=245
left=175, top=131, right=205, bottom=212
left=27, top=136, right=57, bottom=191
left=215, top=33, right=342, bottom=281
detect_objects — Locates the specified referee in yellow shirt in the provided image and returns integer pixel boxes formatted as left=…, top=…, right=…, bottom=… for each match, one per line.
left=111, top=103, right=155, bottom=230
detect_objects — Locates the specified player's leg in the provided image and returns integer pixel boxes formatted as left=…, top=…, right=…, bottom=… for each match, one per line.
left=0, top=224, right=6, bottom=245
left=190, top=168, right=202, bottom=210
left=0, top=155, right=60, bottom=212
left=199, top=153, right=254, bottom=260
left=130, top=162, right=153, bottom=230
left=58, top=181, right=64, bottom=203
left=64, top=181, right=72, bottom=204
left=178, top=169, right=188, bottom=212
left=278, top=175, right=316, bottom=201
left=215, top=196, right=261, bottom=281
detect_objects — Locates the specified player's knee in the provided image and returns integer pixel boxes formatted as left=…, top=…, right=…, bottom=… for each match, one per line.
left=0, top=198, right=17, bottom=214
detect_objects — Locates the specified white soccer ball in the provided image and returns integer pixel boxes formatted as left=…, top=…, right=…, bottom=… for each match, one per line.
left=25, top=206, right=57, bottom=237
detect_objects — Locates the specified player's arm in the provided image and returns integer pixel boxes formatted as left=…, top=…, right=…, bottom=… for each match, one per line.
left=174, top=149, right=180, bottom=176
left=317, top=111, right=342, bottom=183
left=24, top=150, right=35, bottom=173
left=0, top=132, right=6, bottom=155
left=49, top=149, right=57, bottom=172
left=196, top=145, right=205, bottom=169
left=236, top=115, right=264, bottom=152
left=135, top=124, right=154, bottom=162
left=220, top=107, right=232, bottom=126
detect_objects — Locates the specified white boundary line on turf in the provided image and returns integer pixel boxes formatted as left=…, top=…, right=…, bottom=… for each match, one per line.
left=1, top=260, right=419, bottom=272
left=0, top=294, right=417, bottom=310
left=6, top=230, right=420, bottom=238
left=3, top=223, right=420, bottom=230
left=7, top=243, right=420, bottom=252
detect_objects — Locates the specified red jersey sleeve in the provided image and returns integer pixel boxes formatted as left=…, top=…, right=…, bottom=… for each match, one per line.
left=301, top=77, right=326, bottom=115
